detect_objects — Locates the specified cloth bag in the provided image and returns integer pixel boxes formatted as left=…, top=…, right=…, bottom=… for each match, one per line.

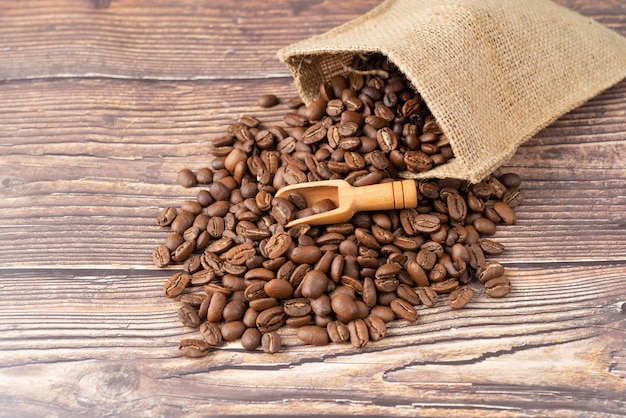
left=278, top=0, right=626, bottom=183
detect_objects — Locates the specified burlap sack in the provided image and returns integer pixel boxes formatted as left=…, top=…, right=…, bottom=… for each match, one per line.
left=278, top=0, right=626, bottom=183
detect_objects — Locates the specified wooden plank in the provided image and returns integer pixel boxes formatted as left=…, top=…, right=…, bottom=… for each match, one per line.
left=1, top=78, right=625, bottom=268
left=0, top=0, right=384, bottom=81
left=0, top=0, right=623, bottom=81
left=0, top=0, right=625, bottom=416
left=0, top=265, right=624, bottom=416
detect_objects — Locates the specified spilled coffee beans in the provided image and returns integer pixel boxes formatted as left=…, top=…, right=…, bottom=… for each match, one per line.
left=152, top=54, right=523, bottom=357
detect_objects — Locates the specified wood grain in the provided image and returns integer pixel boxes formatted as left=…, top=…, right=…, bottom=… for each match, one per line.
left=0, top=0, right=625, bottom=416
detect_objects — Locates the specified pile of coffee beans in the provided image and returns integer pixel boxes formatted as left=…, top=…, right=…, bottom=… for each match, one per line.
left=152, top=54, right=524, bottom=358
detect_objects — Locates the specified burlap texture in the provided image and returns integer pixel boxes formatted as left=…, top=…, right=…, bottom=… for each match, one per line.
left=278, top=0, right=626, bottom=183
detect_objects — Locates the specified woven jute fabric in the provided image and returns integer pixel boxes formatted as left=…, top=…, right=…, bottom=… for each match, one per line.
left=278, top=0, right=626, bottom=183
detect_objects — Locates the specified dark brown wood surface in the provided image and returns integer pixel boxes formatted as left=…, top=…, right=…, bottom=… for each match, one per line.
left=1, top=1, right=625, bottom=416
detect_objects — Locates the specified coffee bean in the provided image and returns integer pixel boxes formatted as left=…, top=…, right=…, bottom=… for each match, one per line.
left=327, top=320, right=350, bottom=343
left=448, top=286, right=474, bottom=309
left=163, top=272, right=190, bottom=298
left=178, top=303, right=201, bottom=328
left=221, top=243, right=255, bottom=265
left=365, top=315, right=387, bottom=341
left=261, top=331, right=282, bottom=353
left=249, top=297, right=278, bottom=312
left=493, top=201, right=517, bottom=225
left=221, top=321, right=246, bottom=342
left=416, top=286, right=438, bottom=307
left=152, top=245, right=171, bottom=268
left=300, top=270, right=329, bottom=299
left=289, top=245, right=323, bottom=264
left=179, top=339, right=209, bottom=358
left=177, top=169, right=197, bottom=188
left=283, top=298, right=311, bottom=317
left=331, top=293, right=358, bottom=321
left=199, top=322, right=223, bottom=347
left=390, top=299, right=418, bottom=322
left=256, top=306, right=286, bottom=333
left=240, top=327, right=262, bottom=351
left=222, top=300, right=247, bottom=322
left=404, top=150, right=433, bottom=173
left=296, top=325, right=329, bottom=346
left=476, top=263, right=505, bottom=283
left=264, top=278, right=294, bottom=300
left=264, top=232, right=292, bottom=259
left=203, top=291, right=227, bottom=324
left=156, top=207, right=178, bottom=227
left=485, top=277, right=512, bottom=298
left=171, top=240, right=195, bottom=262
left=348, top=319, right=369, bottom=348
left=257, top=94, right=279, bottom=108
left=480, top=239, right=505, bottom=255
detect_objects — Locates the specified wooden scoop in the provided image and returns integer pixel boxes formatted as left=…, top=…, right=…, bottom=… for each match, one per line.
left=274, top=179, right=418, bottom=228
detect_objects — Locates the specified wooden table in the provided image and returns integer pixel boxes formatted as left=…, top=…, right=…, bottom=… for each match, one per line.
left=1, top=1, right=625, bottom=416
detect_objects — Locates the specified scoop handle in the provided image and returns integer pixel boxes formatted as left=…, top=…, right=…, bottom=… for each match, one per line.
left=351, top=179, right=417, bottom=212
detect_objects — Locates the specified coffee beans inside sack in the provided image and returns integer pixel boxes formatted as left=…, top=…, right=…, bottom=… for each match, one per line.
left=152, top=53, right=526, bottom=357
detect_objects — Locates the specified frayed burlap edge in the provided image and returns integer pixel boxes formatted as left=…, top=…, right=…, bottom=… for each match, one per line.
left=278, top=0, right=626, bottom=183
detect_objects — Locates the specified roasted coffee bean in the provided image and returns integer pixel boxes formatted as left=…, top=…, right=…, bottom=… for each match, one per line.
left=179, top=339, right=209, bottom=358
left=221, top=321, right=246, bottom=342
left=300, top=270, right=329, bottom=299
left=200, top=322, right=223, bottom=347
left=348, top=319, right=369, bottom=348
left=249, top=297, right=278, bottom=311
left=157, top=207, right=178, bottom=227
left=271, top=197, right=295, bottom=225
left=170, top=211, right=195, bottom=235
left=180, top=292, right=205, bottom=307
left=480, top=239, right=505, bottom=255
left=430, top=278, right=460, bottom=294
left=264, top=278, right=294, bottom=300
left=178, top=303, right=201, bottom=328
left=331, top=293, right=358, bottom=322
left=370, top=305, right=395, bottom=322
left=171, top=240, right=195, bottom=262
left=404, top=150, right=433, bottom=173
left=256, top=306, right=286, bottom=333
left=190, top=270, right=215, bottom=286
left=493, top=201, right=517, bottom=225
left=153, top=245, right=171, bottom=268
left=416, top=286, right=438, bottom=307
left=476, top=262, right=505, bottom=283
left=283, top=298, right=311, bottom=317
left=264, top=232, right=292, bottom=259
left=365, top=315, right=387, bottom=341
left=257, top=94, right=279, bottom=108
left=163, top=272, right=190, bottom=298
left=177, top=169, right=197, bottom=188
left=196, top=168, right=213, bottom=185
left=485, top=277, right=512, bottom=298
left=296, top=325, right=329, bottom=346
left=290, top=245, right=323, bottom=264
left=240, top=327, right=262, bottom=351
left=448, top=286, right=474, bottom=309
left=221, top=243, right=255, bottom=265
left=183, top=254, right=202, bottom=274
left=327, top=320, right=350, bottom=343
left=206, top=291, right=228, bottom=323
left=205, top=201, right=230, bottom=217
left=222, top=300, right=247, bottom=322
left=474, top=217, right=497, bottom=235
left=390, top=299, right=418, bottom=322
left=261, top=331, right=282, bottom=353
